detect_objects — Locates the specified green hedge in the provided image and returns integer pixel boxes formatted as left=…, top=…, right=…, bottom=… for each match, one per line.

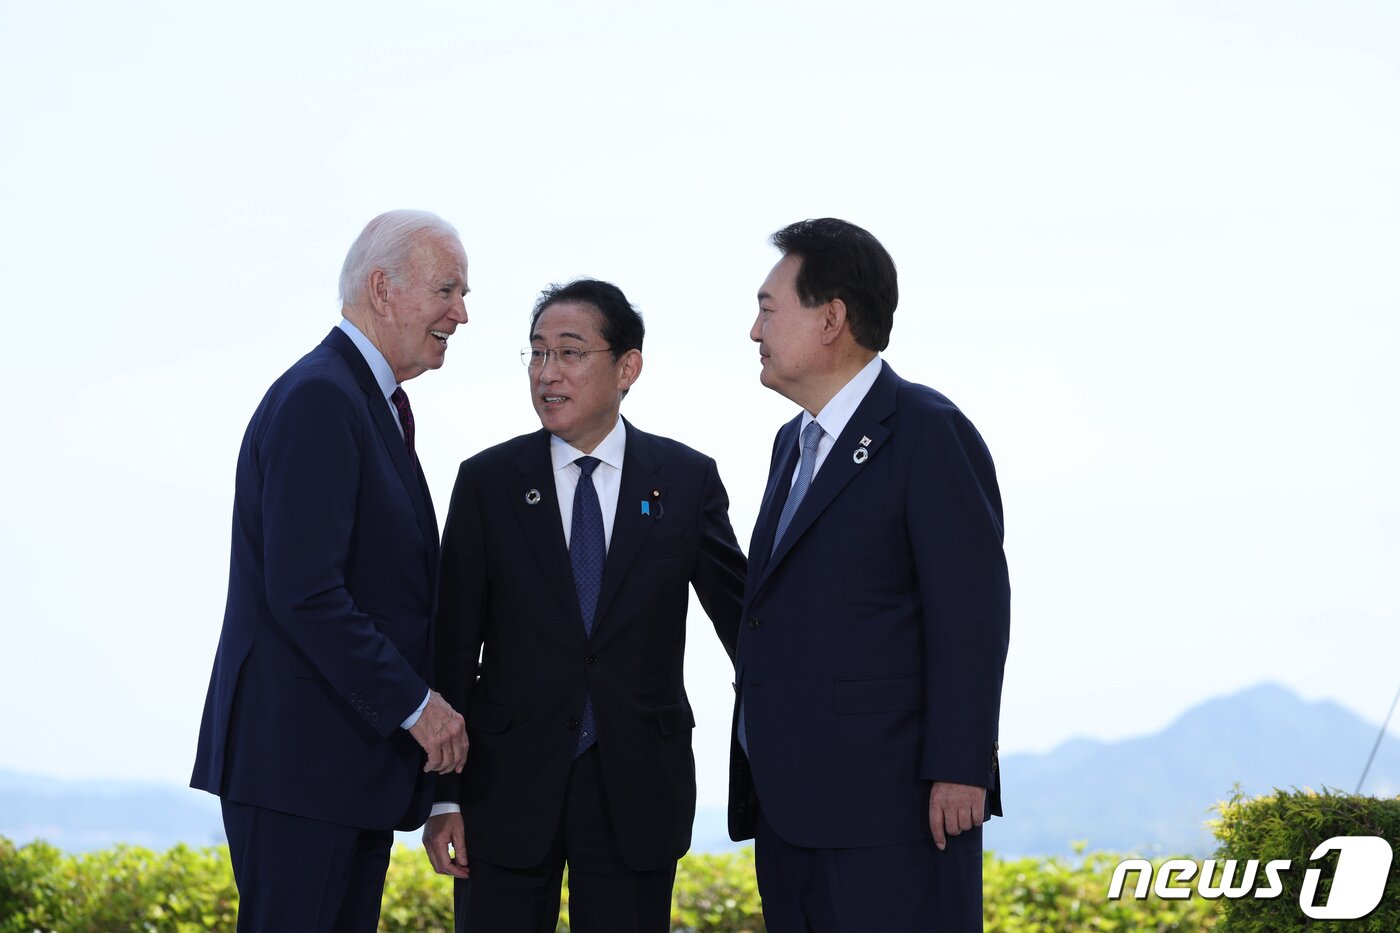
left=1209, top=787, right=1400, bottom=933
left=1, top=836, right=1216, bottom=932
left=985, top=849, right=1217, bottom=931
left=6, top=789, right=1394, bottom=932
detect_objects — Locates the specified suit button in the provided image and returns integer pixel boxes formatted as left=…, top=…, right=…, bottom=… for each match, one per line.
left=748, top=617, right=759, bottom=629
left=370, top=713, right=380, bottom=723
left=566, top=718, right=580, bottom=730
left=585, top=655, right=598, bottom=665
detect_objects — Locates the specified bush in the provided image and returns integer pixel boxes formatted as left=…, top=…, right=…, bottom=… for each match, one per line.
left=15, top=815, right=1391, bottom=931
left=0, top=839, right=237, bottom=932
left=986, top=848, right=1219, bottom=931
left=671, top=848, right=764, bottom=932
left=1209, top=787, right=1400, bottom=932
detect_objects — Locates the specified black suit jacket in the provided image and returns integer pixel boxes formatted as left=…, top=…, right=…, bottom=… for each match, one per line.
left=191, top=327, right=438, bottom=831
left=436, top=420, right=745, bottom=870
left=729, top=362, right=1010, bottom=848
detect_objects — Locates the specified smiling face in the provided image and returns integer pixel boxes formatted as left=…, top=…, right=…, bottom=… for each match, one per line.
left=751, top=253, right=827, bottom=406
left=375, top=234, right=469, bottom=383
left=529, top=301, right=641, bottom=453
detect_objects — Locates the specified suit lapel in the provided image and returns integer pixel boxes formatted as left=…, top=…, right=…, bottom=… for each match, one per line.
left=323, top=328, right=440, bottom=564
left=592, top=420, right=662, bottom=633
left=746, top=416, right=802, bottom=591
left=509, top=431, right=587, bottom=638
left=754, top=362, right=899, bottom=595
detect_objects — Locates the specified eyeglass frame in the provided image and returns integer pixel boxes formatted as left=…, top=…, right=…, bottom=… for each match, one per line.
left=520, top=345, right=616, bottom=368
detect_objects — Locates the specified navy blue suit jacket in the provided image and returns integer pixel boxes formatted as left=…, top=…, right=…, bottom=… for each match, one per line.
left=191, top=327, right=439, bottom=831
left=435, top=421, right=746, bottom=871
left=729, top=362, right=1009, bottom=847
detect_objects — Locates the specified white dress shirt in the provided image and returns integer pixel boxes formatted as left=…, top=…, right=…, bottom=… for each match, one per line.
left=550, top=416, right=627, bottom=551
left=790, top=355, right=883, bottom=485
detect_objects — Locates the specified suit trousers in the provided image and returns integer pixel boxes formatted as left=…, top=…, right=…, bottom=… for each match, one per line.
left=220, top=798, right=393, bottom=933
left=453, top=744, right=677, bottom=933
left=754, top=810, right=983, bottom=933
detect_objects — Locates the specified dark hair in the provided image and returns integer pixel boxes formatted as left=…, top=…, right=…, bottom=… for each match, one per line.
left=771, top=218, right=898, bottom=352
left=530, top=278, right=645, bottom=360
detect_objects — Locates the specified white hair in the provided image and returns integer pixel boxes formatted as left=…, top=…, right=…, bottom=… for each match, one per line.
left=338, top=209, right=461, bottom=308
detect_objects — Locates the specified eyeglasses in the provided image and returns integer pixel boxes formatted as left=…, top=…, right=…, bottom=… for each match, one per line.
left=520, top=346, right=614, bottom=368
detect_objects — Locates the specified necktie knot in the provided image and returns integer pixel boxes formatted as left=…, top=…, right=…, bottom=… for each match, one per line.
left=390, top=387, right=415, bottom=454
left=575, top=455, right=601, bottom=479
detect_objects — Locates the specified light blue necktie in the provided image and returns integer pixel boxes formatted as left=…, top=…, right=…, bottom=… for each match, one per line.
left=571, top=456, right=604, bottom=756
left=739, top=419, right=825, bottom=756
left=771, top=420, right=825, bottom=555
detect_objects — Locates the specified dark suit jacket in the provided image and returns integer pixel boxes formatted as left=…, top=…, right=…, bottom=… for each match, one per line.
left=729, top=361, right=1010, bottom=848
left=435, top=420, right=745, bottom=871
left=191, top=326, right=439, bottom=831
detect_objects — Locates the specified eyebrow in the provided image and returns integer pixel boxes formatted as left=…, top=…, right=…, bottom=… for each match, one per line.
left=529, top=330, right=589, bottom=343
left=757, top=290, right=773, bottom=302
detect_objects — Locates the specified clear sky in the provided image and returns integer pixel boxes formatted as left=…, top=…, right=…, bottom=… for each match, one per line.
left=2, top=1, right=1397, bottom=810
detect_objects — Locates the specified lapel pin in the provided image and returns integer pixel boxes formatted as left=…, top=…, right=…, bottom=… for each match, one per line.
left=525, top=489, right=541, bottom=505
left=640, top=501, right=650, bottom=516
left=860, top=436, right=872, bottom=447
left=646, top=488, right=664, bottom=519
left=853, top=447, right=869, bottom=464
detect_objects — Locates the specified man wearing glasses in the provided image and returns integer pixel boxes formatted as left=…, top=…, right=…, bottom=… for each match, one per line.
left=424, top=279, right=746, bottom=933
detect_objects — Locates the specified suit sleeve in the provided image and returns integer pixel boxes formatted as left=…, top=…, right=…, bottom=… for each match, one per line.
left=259, top=377, right=428, bottom=738
left=433, top=459, right=490, bottom=804
left=691, top=458, right=746, bottom=663
left=908, top=407, right=1010, bottom=790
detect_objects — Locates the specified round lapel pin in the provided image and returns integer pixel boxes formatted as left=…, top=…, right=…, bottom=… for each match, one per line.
left=525, top=489, right=541, bottom=505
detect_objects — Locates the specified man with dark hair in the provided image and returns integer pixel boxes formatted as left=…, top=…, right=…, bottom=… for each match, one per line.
left=424, top=278, right=746, bottom=933
left=731, top=218, right=1010, bottom=931
left=191, top=210, right=471, bottom=932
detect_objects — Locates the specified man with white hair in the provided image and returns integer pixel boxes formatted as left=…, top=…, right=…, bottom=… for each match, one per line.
left=192, top=210, right=471, bottom=931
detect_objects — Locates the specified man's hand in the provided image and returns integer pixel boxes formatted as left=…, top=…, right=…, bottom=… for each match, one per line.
left=408, top=691, right=468, bottom=773
left=928, top=781, right=986, bottom=850
left=422, top=811, right=470, bottom=879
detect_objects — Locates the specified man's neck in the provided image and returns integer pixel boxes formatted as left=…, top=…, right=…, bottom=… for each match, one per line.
left=794, top=352, right=877, bottom=417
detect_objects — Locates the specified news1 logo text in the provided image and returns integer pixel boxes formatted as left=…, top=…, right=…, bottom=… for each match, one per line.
left=1107, top=835, right=1394, bottom=920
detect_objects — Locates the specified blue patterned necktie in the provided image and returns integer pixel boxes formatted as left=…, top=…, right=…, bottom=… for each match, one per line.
left=571, top=456, right=604, bottom=756
left=739, top=419, right=825, bottom=756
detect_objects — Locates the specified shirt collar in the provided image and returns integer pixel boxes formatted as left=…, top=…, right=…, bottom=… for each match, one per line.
left=550, top=416, right=627, bottom=473
left=803, top=355, right=883, bottom=440
left=338, top=318, right=399, bottom=401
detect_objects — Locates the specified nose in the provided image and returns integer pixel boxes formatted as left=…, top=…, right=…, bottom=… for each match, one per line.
left=537, top=351, right=563, bottom=382
left=750, top=313, right=763, bottom=343
left=449, top=296, right=468, bottom=324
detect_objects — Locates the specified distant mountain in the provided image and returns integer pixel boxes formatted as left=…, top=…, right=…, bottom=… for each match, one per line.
left=0, top=771, right=224, bottom=852
left=4, top=683, right=1395, bottom=857
left=984, top=682, right=1400, bottom=858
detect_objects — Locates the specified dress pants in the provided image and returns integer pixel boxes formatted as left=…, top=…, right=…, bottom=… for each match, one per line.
left=754, top=809, right=983, bottom=933
left=454, top=744, right=677, bottom=933
left=220, top=798, right=394, bottom=933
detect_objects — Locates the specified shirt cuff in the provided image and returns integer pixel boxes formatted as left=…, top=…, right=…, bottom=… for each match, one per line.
left=430, top=802, right=462, bottom=817
left=400, top=689, right=431, bottom=730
